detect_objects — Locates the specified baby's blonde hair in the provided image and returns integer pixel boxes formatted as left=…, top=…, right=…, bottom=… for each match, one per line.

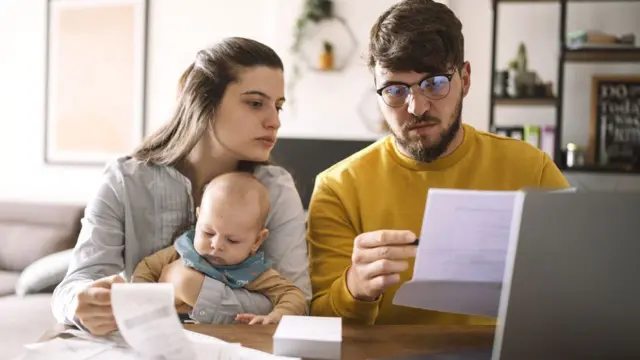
left=203, top=172, right=270, bottom=228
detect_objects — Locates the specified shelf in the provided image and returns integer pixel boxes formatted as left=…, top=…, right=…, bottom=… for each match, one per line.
left=564, top=48, right=640, bottom=62
left=493, top=97, right=557, bottom=106
left=490, top=0, right=640, bottom=163
left=560, top=164, right=640, bottom=174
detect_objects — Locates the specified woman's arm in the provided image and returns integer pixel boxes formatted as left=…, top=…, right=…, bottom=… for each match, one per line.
left=52, top=162, right=126, bottom=326
left=188, top=166, right=311, bottom=324
left=190, top=276, right=272, bottom=323
left=256, top=166, right=312, bottom=300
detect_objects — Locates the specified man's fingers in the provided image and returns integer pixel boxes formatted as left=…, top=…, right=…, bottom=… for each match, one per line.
left=353, top=245, right=417, bottom=264
left=362, top=259, right=409, bottom=279
left=355, top=230, right=416, bottom=249
left=248, top=317, right=262, bottom=325
left=369, top=274, right=402, bottom=293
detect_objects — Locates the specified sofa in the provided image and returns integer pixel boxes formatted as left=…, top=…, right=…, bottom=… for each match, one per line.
left=0, top=201, right=84, bottom=360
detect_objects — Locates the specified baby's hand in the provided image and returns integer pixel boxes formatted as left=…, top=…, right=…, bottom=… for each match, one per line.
left=235, top=313, right=281, bottom=325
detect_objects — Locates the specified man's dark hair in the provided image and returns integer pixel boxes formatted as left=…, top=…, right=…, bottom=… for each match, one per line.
left=367, top=0, right=464, bottom=74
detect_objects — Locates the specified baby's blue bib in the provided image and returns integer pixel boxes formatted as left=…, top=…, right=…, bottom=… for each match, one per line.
left=173, top=228, right=272, bottom=288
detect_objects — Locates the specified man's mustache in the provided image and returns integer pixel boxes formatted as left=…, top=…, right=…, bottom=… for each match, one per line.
left=402, top=114, right=441, bottom=130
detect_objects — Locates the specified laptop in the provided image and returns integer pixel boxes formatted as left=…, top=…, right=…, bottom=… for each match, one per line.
left=377, top=190, right=640, bottom=359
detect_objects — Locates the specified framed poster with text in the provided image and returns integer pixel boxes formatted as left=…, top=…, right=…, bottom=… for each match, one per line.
left=588, top=75, right=640, bottom=169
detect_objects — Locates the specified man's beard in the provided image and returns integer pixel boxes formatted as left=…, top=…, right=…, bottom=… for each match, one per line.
left=392, top=97, right=463, bottom=163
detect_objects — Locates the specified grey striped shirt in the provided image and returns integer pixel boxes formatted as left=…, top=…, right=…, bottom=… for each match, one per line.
left=52, top=156, right=311, bottom=325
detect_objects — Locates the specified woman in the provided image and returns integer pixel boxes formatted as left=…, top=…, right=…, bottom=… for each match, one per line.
left=52, top=37, right=311, bottom=335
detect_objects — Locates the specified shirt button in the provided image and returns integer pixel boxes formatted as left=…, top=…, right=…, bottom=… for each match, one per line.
left=199, top=310, right=206, bottom=316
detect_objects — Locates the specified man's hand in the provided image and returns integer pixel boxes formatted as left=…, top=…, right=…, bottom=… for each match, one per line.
left=159, top=260, right=205, bottom=307
left=74, top=274, right=125, bottom=335
left=235, top=312, right=281, bottom=325
left=346, top=230, right=418, bottom=301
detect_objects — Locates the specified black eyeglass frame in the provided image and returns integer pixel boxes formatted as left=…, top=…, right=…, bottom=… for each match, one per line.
left=375, top=72, right=456, bottom=108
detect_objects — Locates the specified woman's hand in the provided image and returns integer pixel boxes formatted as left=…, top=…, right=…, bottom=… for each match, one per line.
left=74, top=274, right=125, bottom=335
left=235, top=312, right=281, bottom=325
left=159, top=259, right=205, bottom=307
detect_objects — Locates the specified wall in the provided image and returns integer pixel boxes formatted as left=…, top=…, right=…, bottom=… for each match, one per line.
left=145, top=0, right=421, bottom=139
left=1, top=0, right=637, bottom=204
left=0, top=0, right=102, bottom=204
left=451, top=0, right=640, bottom=190
left=0, top=0, right=416, bottom=204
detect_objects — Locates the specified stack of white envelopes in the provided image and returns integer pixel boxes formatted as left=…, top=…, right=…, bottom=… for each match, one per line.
left=273, top=315, right=342, bottom=360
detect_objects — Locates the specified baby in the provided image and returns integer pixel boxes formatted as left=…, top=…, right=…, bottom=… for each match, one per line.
left=132, top=171, right=307, bottom=324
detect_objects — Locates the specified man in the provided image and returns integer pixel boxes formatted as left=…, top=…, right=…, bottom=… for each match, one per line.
left=306, top=0, right=569, bottom=326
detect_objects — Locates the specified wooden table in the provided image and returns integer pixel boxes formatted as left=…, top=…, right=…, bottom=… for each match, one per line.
left=185, top=324, right=495, bottom=359
left=39, top=323, right=495, bottom=359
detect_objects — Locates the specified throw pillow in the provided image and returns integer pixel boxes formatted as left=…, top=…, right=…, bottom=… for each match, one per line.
left=15, top=248, right=73, bottom=296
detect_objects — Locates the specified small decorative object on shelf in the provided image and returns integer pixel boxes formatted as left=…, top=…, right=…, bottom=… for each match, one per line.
left=292, top=0, right=334, bottom=55
left=492, top=124, right=555, bottom=160
left=567, top=30, right=636, bottom=50
left=516, top=42, right=528, bottom=72
left=319, top=40, right=334, bottom=71
left=288, top=0, right=358, bottom=101
left=493, top=42, right=554, bottom=100
left=510, top=42, right=551, bottom=98
left=563, top=143, right=586, bottom=168
left=493, top=70, right=508, bottom=97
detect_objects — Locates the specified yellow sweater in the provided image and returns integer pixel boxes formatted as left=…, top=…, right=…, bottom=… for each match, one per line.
left=306, top=124, right=569, bottom=325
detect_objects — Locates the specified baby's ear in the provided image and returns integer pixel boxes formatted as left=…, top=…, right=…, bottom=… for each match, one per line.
left=259, top=228, right=269, bottom=242
left=252, top=229, right=269, bottom=252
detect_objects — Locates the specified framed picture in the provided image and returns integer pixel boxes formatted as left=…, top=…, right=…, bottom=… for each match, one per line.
left=44, top=0, right=148, bottom=165
left=587, top=75, right=640, bottom=168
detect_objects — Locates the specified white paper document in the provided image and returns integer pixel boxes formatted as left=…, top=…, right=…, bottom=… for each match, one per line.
left=111, top=283, right=198, bottom=359
left=415, top=189, right=516, bottom=283
left=393, top=189, right=518, bottom=318
left=17, top=283, right=298, bottom=360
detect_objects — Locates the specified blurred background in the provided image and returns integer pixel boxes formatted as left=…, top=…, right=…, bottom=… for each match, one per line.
left=0, top=0, right=639, bottom=205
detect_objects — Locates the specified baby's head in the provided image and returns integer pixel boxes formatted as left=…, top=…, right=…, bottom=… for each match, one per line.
left=193, top=172, right=270, bottom=266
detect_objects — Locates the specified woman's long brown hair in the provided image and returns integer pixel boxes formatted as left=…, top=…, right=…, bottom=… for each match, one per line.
left=131, top=37, right=283, bottom=172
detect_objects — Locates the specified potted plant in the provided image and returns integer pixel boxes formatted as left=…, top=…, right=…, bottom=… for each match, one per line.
left=288, top=0, right=334, bottom=99
left=292, top=0, right=334, bottom=54
left=319, top=40, right=334, bottom=70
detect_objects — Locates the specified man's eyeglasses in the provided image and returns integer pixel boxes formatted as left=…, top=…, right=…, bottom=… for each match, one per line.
left=376, top=73, right=455, bottom=108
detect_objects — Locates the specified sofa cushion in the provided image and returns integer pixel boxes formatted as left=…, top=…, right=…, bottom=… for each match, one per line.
left=15, top=248, right=73, bottom=296
left=0, top=270, right=20, bottom=296
left=0, top=202, right=83, bottom=272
